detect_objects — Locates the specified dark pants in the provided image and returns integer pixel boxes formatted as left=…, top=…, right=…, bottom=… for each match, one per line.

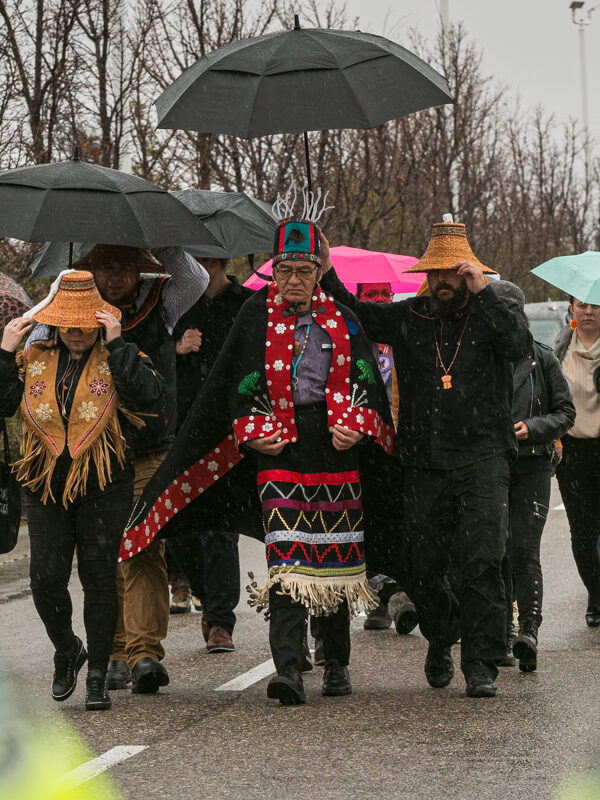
left=166, top=531, right=240, bottom=634
left=402, top=455, right=510, bottom=679
left=556, top=435, right=600, bottom=605
left=503, top=457, right=551, bottom=629
left=270, top=587, right=350, bottom=672
left=26, top=472, right=133, bottom=672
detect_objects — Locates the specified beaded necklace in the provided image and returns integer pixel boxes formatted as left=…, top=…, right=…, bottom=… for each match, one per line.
left=432, top=315, right=470, bottom=390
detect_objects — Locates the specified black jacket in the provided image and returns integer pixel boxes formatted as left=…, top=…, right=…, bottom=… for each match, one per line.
left=0, top=337, right=165, bottom=494
left=174, top=276, right=252, bottom=425
left=320, top=269, right=532, bottom=469
left=553, top=325, right=600, bottom=395
left=512, top=340, right=575, bottom=458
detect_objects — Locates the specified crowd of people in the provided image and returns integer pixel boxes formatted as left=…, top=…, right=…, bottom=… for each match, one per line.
left=0, top=187, right=598, bottom=711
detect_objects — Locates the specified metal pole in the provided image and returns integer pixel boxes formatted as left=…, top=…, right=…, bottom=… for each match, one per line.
left=579, top=24, right=590, bottom=133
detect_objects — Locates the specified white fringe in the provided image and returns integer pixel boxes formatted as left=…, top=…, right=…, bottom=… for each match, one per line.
left=24, top=269, right=76, bottom=320
left=272, top=179, right=334, bottom=223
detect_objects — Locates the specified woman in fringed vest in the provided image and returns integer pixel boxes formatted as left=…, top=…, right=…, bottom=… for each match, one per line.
left=0, top=271, right=165, bottom=711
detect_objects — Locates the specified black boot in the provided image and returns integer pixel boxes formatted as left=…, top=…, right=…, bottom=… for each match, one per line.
left=106, top=660, right=131, bottom=690
left=85, top=669, right=111, bottom=711
left=267, top=667, right=306, bottom=705
left=322, top=660, right=352, bottom=696
left=52, top=637, right=87, bottom=702
left=424, top=643, right=454, bottom=688
left=497, top=623, right=517, bottom=667
left=513, top=619, right=538, bottom=672
left=131, top=658, right=170, bottom=694
left=585, top=595, right=600, bottom=628
left=465, top=660, right=497, bottom=698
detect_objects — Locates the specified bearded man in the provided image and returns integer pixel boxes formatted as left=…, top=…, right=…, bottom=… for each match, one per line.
left=320, top=216, right=532, bottom=697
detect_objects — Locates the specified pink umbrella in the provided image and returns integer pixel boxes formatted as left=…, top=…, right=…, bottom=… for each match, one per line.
left=244, top=245, right=425, bottom=294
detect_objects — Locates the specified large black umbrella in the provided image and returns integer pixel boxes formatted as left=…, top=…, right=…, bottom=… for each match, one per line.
left=0, top=149, right=222, bottom=262
left=29, top=189, right=277, bottom=277
left=155, top=16, right=453, bottom=188
left=171, top=189, right=276, bottom=259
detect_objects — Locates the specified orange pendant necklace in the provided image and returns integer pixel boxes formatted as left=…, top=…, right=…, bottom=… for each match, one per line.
left=433, top=315, right=470, bottom=390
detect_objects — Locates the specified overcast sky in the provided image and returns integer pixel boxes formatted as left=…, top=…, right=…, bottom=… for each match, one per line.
left=315, top=0, right=600, bottom=143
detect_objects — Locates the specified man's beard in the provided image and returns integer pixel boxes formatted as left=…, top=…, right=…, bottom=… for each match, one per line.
left=430, top=283, right=469, bottom=317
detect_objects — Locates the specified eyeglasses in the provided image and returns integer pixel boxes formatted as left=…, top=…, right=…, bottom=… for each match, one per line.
left=275, top=264, right=318, bottom=279
left=58, top=326, right=97, bottom=334
left=360, top=290, right=392, bottom=302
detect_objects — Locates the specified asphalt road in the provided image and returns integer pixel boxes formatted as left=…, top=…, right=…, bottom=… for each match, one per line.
left=1, top=480, right=599, bottom=800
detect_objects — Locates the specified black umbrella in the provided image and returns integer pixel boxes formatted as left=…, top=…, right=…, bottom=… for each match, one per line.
left=171, top=189, right=276, bottom=259
left=0, top=148, right=222, bottom=264
left=29, top=189, right=277, bottom=277
left=155, top=16, right=453, bottom=189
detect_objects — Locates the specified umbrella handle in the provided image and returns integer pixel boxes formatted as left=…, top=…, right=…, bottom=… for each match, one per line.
left=69, top=242, right=73, bottom=268
left=303, top=131, right=313, bottom=195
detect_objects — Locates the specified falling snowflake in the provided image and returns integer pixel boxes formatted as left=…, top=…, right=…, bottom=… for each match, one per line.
left=263, top=422, right=274, bottom=432
left=97, top=361, right=111, bottom=376
left=35, top=402, right=53, bottom=422
left=29, top=380, right=46, bottom=398
left=275, top=323, right=286, bottom=334
left=337, top=354, right=345, bottom=366
left=165, top=499, right=172, bottom=510
left=181, top=482, right=191, bottom=494
left=89, top=377, right=109, bottom=397
left=273, top=360, right=284, bottom=371
left=245, top=422, right=255, bottom=433
left=77, top=401, right=98, bottom=422
left=278, top=398, right=288, bottom=410
left=124, top=539, right=132, bottom=551
left=27, top=360, right=46, bottom=377
left=333, top=392, right=344, bottom=404
left=326, top=319, right=337, bottom=329
left=356, top=413, right=365, bottom=425
left=208, top=461, right=218, bottom=472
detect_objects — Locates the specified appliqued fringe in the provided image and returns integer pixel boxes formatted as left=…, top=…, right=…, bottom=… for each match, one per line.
left=14, top=405, right=145, bottom=508
left=246, top=563, right=378, bottom=619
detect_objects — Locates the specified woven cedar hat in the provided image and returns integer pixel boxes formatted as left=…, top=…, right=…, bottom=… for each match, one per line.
left=405, top=215, right=496, bottom=274
left=27, top=270, right=121, bottom=328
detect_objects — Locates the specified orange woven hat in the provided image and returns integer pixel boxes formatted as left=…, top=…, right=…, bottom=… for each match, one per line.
left=405, top=215, right=496, bottom=274
left=30, top=270, right=121, bottom=328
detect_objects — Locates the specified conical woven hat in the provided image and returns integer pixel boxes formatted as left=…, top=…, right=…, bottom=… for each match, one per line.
left=33, top=271, right=121, bottom=328
left=405, top=219, right=497, bottom=274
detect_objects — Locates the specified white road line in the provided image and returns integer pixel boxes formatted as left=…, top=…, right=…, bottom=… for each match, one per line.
left=552, top=503, right=565, bottom=511
left=215, top=658, right=276, bottom=691
left=61, top=746, right=147, bottom=787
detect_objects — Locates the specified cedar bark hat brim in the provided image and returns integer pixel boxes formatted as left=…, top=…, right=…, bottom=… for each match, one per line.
left=33, top=270, right=121, bottom=327
left=404, top=221, right=497, bottom=274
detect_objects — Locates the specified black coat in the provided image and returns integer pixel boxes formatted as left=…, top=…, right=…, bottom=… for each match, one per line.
left=320, top=270, right=532, bottom=469
left=512, top=340, right=575, bottom=458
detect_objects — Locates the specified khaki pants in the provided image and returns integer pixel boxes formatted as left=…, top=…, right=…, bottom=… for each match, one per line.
left=110, top=452, right=169, bottom=669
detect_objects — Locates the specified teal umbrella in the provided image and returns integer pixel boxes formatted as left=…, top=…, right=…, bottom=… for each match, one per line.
left=531, top=251, right=600, bottom=304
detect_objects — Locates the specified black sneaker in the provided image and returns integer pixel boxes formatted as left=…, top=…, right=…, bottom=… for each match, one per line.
left=424, top=643, right=454, bottom=688
left=131, top=658, right=170, bottom=694
left=513, top=620, right=538, bottom=672
left=85, top=669, right=111, bottom=711
left=52, top=637, right=87, bottom=702
left=465, top=661, right=497, bottom=698
left=267, top=667, right=306, bottom=705
left=106, top=660, right=131, bottom=690
left=322, top=660, right=352, bottom=696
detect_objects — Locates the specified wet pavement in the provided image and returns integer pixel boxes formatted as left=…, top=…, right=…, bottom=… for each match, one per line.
left=0, top=481, right=599, bottom=800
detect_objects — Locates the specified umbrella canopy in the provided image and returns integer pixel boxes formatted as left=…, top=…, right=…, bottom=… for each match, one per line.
left=244, top=245, right=424, bottom=294
left=155, top=23, right=453, bottom=138
left=28, top=241, right=95, bottom=279
left=0, top=155, right=222, bottom=249
left=531, top=252, right=600, bottom=305
left=171, top=189, right=276, bottom=259
left=0, top=271, right=31, bottom=330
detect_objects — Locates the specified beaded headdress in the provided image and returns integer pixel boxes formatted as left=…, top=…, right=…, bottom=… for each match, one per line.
left=271, top=181, right=333, bottom=267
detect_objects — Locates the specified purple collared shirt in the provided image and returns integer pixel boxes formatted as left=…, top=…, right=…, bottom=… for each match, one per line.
left=292, top=312, right=332, bottom=406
